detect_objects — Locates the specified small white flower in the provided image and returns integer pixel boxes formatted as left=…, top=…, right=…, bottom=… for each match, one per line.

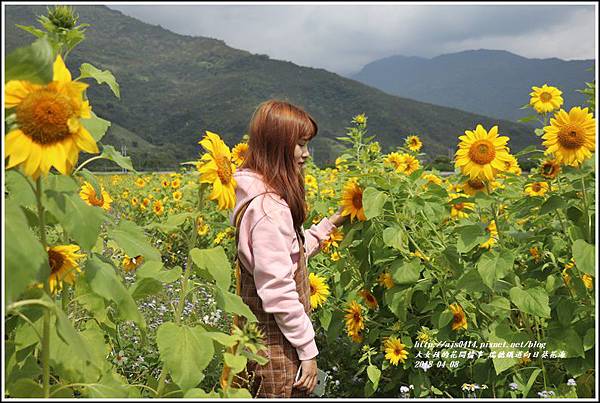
left=400, top=386, right=410, bottom=393
left=509, top=382, right=518, bottom=391
left=567, top=378, right=577, bottom=386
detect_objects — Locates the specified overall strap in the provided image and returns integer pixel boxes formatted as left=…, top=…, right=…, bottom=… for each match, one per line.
left=233, top=191, right=273, bottom=296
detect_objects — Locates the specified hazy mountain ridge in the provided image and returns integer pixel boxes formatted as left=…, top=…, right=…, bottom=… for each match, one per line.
left=6, top=5, right=538, bottom=169
left=352, top=49, right=594, bottom=123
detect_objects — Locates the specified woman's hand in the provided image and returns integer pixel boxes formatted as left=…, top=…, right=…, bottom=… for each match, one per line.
left=293, top=358, right=318, bottom=393
left=328, top=206, right=348, bottom=227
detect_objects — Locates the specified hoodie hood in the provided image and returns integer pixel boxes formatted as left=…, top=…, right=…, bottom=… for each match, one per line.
left=230, top=168, right=272, bottom=226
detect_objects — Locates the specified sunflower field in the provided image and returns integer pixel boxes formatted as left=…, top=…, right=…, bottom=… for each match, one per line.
left=4, top=6, right=597, bottom=399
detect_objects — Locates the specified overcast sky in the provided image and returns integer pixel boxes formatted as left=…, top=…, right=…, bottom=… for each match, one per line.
left=108, top=2, right=597, bottom=76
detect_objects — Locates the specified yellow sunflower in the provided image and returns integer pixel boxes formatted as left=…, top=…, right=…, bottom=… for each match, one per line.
left=231, top=142, right=249, bottom=166
left=152, top=200, right=164, bottom=216
left=309, top=272, right=330, bottom=309
left=405, top=135, right=422, bottom=152
left=344, top=300, right=365, bottom=335
left=171, top=178, right=181, bottom=189
left=358, top=289, right=379, bottom=310
left=340, top=179, right=367, bottom=222
left=454, top=125, right=512, bottom=181
left=541, top=107, right=596, bottom=167
left=348, top=329, right=364, bottom=343
left=539, top=159, right=560, bottom=179
left=582, top=274, right=594, bottom=290
left=422, top=173, right=443, bottom=187
left=172, top=190, right=183, bottom=201
left=353, top=113, right=367, bottom=125
left=161, top=179, right=170, bottom=188
left=384, top=336, right=409, bottom=366
left=377, top=272, right=394, bottom=289
left=524, top=182, right=549, bottom=197
left=384, top=152, right=405, bottom=172
left=304, top=174, right=318, bottom=190
left=480, top=220, right=498, bottom=249
left=4, top=55, right=98, bottom=179
left=47, top=244, right=86, bottom=295
left=530, top=246, right=542, bottom=263
left=197, top=131, right=237, bottom=210
left=135, top=178, right=146, bottom=188
left=449, top=303, right=468, bottom=331
left=401, top=154, right=421, bottom=175
left=529, top=84, right=564, bottom=114
left=503, top=154, right=522, bottom=176
left=131, top=196, right=139, bottom=206
left=462, top=178, right=487, bottom=196
left=449, top=193, right=476, bottom=219
left=141, top=197, right=151, bottom=210
left=330, top=251, right=341, bottom=261
left=122, top=255, right=144, bottom=272
left=322, top=227, right=344, bottom=253
left=79, top=181, right=113, bottom=211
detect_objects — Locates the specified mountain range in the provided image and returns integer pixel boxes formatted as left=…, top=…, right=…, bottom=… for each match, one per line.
left=5, top=5, right=574, bottom=170
left=351, top=50, right=594, bottom=123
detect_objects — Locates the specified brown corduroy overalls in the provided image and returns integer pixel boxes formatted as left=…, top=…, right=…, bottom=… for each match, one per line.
left=233, top=193, right=312, bottom=398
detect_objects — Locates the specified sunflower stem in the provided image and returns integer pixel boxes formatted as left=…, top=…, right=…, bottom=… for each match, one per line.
left=156, top=184, right=205, bottom=397
left=579, top=177, right=592, bottom=242
left=73, top=155, right=104, bottom=176
left=485, top=182, right=501, bottom=242
left=36, top=177, right=52, bottom=398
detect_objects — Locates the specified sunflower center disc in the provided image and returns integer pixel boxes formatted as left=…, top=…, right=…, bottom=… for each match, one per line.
left=558, top=125, right=585, bottom=149
left=532, top=183, right=542, bottom=192
left=17, top=89, right=75, bottom=144
left=468, top=179, right=486, bottom=190
left=216, top=156, right=232, bottom=184
left=47, top=250, right=65, bottom=274
left=540, top=92, right=552, bottom=102
left=454, top=202, right=464, bottom=211
left=352, top=193, right=363, bottom=209
left=468, top=140, right=496, bottom=165
left=88, top=191, right=105, bottom=207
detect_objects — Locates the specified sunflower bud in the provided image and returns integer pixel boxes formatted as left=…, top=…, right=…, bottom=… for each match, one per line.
left=46, top=5, right=79, bottom=30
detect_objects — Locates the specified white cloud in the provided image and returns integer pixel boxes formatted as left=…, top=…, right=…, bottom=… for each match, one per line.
left=108, top=3, right=596, bottom=75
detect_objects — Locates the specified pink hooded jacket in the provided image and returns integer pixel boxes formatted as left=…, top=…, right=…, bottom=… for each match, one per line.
left=230, top=168, right=337, bottom=361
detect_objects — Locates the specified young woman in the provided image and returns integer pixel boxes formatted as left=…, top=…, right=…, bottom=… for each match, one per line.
left=230, top=100, right=347, bottom=397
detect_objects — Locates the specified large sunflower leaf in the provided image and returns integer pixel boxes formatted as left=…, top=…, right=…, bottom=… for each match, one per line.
left=5, top=37, right=54, bottom=84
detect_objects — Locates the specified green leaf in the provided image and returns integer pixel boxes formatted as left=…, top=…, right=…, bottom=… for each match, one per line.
left=204, top=331, right=237, bottom=347
left=85, top=256, right=146, bottom=329
left=456, top=224, right=487, bottom=253
left=98, top=144, right=136, bottom=172
left=44, top=189, right=105, bottom=250
left=224, top=352, right=248, bottom=374
left=225, top=388, right=253, bottom=398
left=437, top=308, right=454, bottom=328
left=129, top=277, right=163, bottom=301
left=509, top=287, right=551, bottom=318
left=517, top=115, right=538, bottom=123
left=190, top=247, right=232, bottom=290
left=5, top=170, right=36, bottom=206
left=367, top=365, right=381, bottom=391
left=108, top=220, right=161, bottom=261
left=82, top=112, right=111, bottom=143
left=15, top=24, right=46, bottom=39
left=391, top=258, right=421, bottom=285
left=5, top=200, right=50, bottom=304
left=156, top=322, right=214, bottom=391
left=363, top=187, right=388, bottom=220
left=184, top=388, right=220, bottom=398
left=6, top=378, right=44, bottom=398
left=572, top=240, right=595, bottom=276
left=383, top=225, right=407, bottom=252
left=136, top=261, right=181, bottom=283
left=145, top=212, right=193, bottom=233
left=487, top=321, right=526, bottom=374
left=5, top=37, right=54, bottom=84
left=476, top=249, right=515, bottom=289
left=547, top=327, right=585, bottom=358
left=539, top=195, right=565, bottom=215
left=78, top=62, right=120, bottom=98
left=215, top=289, right=257, bottom=322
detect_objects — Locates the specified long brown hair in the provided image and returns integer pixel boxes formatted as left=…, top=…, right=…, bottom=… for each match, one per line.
left=241, top=99, right=318, bottom=232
